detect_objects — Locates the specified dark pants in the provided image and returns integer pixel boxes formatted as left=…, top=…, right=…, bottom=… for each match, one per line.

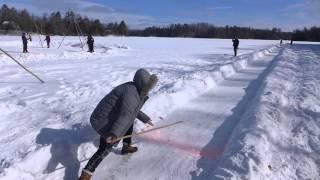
left=84, top=125, right=133, bottom=172
left=47, top=41, right=50, bottom=48
left=23, top=43, right=28, bottom=53
left=233, top=46, right=238, bottom=56
left=88, top=43, right=94, bottom=53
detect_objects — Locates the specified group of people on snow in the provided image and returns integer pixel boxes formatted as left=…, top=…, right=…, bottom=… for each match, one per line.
left=22, top=32, right=241, bottom=56
left=21, top=33, right=94, bottom=53
left=233, top=37, right=294, bottom=57
left=21, top=32, right=295, bottom=56
left=280, top=39, right=294, bottom=46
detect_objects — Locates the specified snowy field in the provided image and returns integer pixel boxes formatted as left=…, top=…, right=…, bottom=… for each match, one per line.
left=0, top=36, right=319, bottom=180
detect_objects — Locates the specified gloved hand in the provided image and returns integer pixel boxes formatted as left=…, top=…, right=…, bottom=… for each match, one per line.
left=105, top=134, right=116, bottom=144
left=146, top=120, right=154, bottom=126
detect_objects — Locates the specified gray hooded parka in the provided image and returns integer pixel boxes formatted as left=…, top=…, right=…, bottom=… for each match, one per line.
left=90, top=69, right=158, bottom=138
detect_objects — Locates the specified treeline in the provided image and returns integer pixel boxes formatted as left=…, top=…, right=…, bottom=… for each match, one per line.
left=1, top=4, right=320, bottom=41
left=129, top=23, right=292, bottom=40
left=292, top=27, right=320, bottom=42
left=131, top=23, right=320, bottom=42
left=0, top=4, right=128, bottom=36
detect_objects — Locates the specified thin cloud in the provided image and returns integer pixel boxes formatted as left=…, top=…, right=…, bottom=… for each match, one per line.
left=82, top=5, right=114, bottom=14
left=282, top=1, right=320, bottom=17
left=207, top=6, right=232, bottom=11
left=305, top=0, right=320, bottom=17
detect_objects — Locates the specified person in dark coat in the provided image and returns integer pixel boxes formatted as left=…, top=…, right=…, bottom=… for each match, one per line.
left=232, top=37, right=240, bottom=56
left=290, top=38, right=293, bottom=46
left=22, top=32, right=28, bottom=53
left=87, top=34, right=94, bottom=53
left=280, top=39, right=283, bottom=46
left=79, top=68, right=158, bottom=180
left=45, top=35, right=51, bottom=48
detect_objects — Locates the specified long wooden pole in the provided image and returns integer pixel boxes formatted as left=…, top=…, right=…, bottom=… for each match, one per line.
left=51, top=121, right=183, bottom=172
left=112, top=121, right=184, bottom=143
left=0, top=48, right=45, bottom=83
left=57, top=33, right=66, bottom=49
left=73, top=17, right=84, bottom=50
left=34, top=23, right=44, bottom=48
left=75, top=21, right=86, bottom=45
left=75, top=20, right=83, bottom=36
left=76, top=22, right=86, bottom=49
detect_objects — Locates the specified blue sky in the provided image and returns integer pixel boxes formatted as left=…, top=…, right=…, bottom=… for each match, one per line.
left=1, top=0, right=319, bottom=31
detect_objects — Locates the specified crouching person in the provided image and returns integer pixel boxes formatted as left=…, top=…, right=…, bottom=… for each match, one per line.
left=79, top=68, right=158, bottom=180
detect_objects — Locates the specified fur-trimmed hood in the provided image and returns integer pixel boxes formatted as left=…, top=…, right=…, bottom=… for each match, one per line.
left=133, top=69, right=158, bottom=97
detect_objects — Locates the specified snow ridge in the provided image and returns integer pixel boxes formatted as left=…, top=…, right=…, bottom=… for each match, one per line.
left=143, top=45, right=278, bottom=126
left=212, top=44, right=320, bottom=180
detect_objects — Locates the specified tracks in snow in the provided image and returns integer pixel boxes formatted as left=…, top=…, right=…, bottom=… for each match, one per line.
left=261, top=45, right=320, bottom=180
left=94, top=46, right=282, bottom=180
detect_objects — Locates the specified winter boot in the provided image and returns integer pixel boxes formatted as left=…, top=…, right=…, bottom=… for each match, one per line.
left=121, top=144, right=138, bottom=155
left=79, top=169, right=92, bottom=180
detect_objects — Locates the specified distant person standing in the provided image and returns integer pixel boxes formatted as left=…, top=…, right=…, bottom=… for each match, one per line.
left=22, top=32, right=29, bottom=53
left=87, top=34, right=94, bottom=53
left=290, top=39, right=293, bottom=46
left=280, top=39, right=283, bottom=46
left=232, top=37, right=240, bottom=56
left=45, top=35, right=51, bottom=48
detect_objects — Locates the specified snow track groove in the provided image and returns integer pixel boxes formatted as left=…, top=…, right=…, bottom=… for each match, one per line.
left=94, top=46, right=281, bottom=180
left=211, top=44, right=320, bottom=180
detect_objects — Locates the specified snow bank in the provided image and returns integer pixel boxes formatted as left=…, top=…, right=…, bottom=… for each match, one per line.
left=212, top=44, right=320, bottom=180
left=140, top=45, right=277, bottom=129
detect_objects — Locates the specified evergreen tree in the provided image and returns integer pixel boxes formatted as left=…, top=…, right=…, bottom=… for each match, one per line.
left=48, top=12, right=64, bottom=35
left=118, top=20, right=128, bottom=35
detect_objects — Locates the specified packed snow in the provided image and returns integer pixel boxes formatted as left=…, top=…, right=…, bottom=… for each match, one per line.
left=0, top=36, right=319, bottom=180
left=212, top=44, right=320, bottom=180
